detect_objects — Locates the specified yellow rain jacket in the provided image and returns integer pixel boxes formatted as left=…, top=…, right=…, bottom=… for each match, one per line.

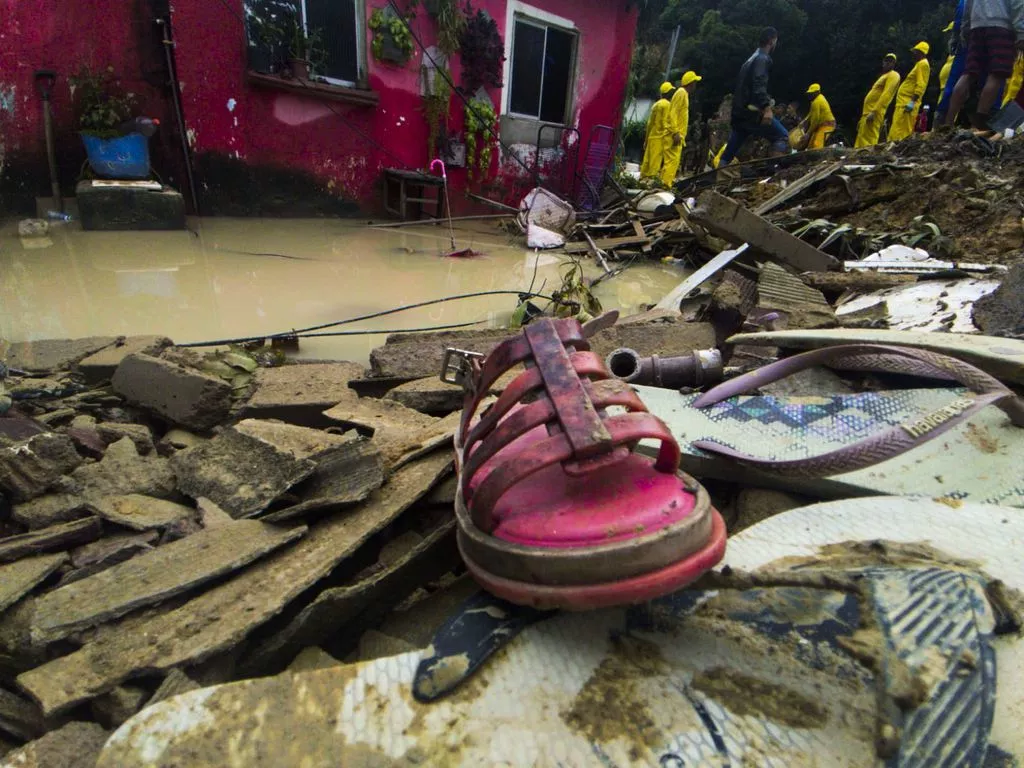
left=640, top=97, right=674, bottom=180
left=890, top=58, right=930, bottom=142
left=939, top=54, right=955, bottom=94
left=806, top=93, right=836, bottom=149
left=1003, top=54, right=1024, bottom=107
left=855, top=70, right=901, bottom=147
left=660, top=87, right=690, bottom=186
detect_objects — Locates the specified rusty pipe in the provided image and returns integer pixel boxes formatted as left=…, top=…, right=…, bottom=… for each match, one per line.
left=606, top=348, right=723, bottom=389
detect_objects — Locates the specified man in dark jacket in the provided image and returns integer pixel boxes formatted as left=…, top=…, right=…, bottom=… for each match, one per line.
left=719, top=27, right=790, bottom=166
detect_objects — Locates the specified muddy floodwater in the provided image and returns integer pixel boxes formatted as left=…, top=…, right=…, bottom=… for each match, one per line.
left=1, top=217, right=687, bottom=364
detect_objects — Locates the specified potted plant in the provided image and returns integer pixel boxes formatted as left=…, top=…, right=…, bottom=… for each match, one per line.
left=369, top=7, right=415, bottom=65
left=69, top=66, right=150, bottom=179
left=282, top=10, right=325, bottom=80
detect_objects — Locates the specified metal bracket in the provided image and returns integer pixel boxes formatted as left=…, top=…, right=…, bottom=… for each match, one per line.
left=440, top=348, right=484, bottom=388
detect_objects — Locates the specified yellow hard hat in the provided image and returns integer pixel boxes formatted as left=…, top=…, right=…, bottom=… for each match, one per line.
left=659, top=81, right=674, bottom=95
left=884, top=52, right=898, bottom=61
left=912, top=41, right=930, bottom=55
left=943, top=21, right=954, bottom=32
left=680, top=71, right=702, bottom=87
left=806, top=83, right=821, bottom=95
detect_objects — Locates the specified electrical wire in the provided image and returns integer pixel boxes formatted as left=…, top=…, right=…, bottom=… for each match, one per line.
left=212, top=0, right=416, bottom=170
left=176, top=289, right=553, bottom=347
left=180, top=319, right=488, bottom=347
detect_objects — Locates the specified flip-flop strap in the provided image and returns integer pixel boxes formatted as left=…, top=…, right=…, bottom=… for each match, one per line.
left=469, top=412, right=681, bottom=533
left=692, top=343, right=1024, bottom=477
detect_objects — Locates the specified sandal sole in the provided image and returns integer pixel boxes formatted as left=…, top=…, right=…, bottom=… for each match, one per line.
left=458, top=507, right=727, bottom=610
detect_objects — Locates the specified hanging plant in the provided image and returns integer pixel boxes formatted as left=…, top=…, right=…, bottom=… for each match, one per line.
left=422, top=68, right=453, bottom=157
left=464, top=97, right=496, bottom=182
left=459, top=2, right=504, bottom=93
left=369, top=7, right=415, bottom=64
left=435, top=0, right=466, bottom=56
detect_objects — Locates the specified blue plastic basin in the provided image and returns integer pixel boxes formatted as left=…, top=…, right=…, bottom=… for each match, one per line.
left=81, top=132, right=151, bottom=179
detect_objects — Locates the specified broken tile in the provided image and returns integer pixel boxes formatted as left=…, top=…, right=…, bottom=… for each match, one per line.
left=233, top=419, right=356, bottom=460
left=0, top=518, right=102, bottom=564
left=70, top=437, right=176, bottom=500
left=261, top=438, right=385, bottom=523
left=78, top=336, right=173, bottom=384
left=5, top=337, right=119, bottom=374
left=285, top=646, right=341, bottom=673
left=11, top=493, right=91, bottom=530
left=0, top=686, right=44, bottom=742
left=88, top=494, right=193, bottom=531
left=65, top=426, right=106, bottom=460
left=238, top=362, right=364, bottom=426
left=60, top=531, right=159, bottom=585
left=17, top=450, right=452, bottom=716
left=146, top=669, right=200, bottom=709
left=31, top=520, right=307, bottom=643
left=95, top=423, right=155, bottom=455
left=0, top=554, right=65, bottom=615
left=112, top=353, right=233, bottom=431
left=383, top=377, right=465, bottom=414
left=90, top=685, right=151, bottom=729
left=322, top=395, right=437, bottom=435
left=0, top=433, right=83, bottom=502
left=756, top=262, right=836, bottom=329
left=0, top=720, right=109, bottom=768
left=242, top=517, right=456, bottom=674
left=196, top=497, right=234, bottom=529
left=170, top=428, right=318, bottom=518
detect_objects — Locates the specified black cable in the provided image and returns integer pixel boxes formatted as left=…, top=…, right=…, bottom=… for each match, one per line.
left=213, top=0, right=415, bottom=170
left=385, top=0, right=535, bottom=176
left=176, top=289, right=553, bottom=347
left=180, top=319, right=488, bottom=347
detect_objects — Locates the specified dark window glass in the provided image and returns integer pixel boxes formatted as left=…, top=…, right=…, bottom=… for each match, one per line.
left=306, top=0, right=359, bottom=83
left=540, top=27, right=573, bottom=123
left=510, top=20, right=544, bottom=117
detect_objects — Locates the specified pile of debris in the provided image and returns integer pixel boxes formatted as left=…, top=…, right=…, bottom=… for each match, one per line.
left=0, top=315, right=728, bottom=762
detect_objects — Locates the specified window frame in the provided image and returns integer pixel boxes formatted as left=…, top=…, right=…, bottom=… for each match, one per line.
left=502, top=1, right=578, bottom=125
left=301, top=0, right=368, bottom=88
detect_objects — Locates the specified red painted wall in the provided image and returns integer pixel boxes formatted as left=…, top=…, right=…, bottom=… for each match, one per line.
left=0, top=0, right=180, bottom=212
left=170, top=0, right=637, bottom=213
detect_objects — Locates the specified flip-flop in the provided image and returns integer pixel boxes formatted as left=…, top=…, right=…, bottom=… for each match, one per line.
left=440, top=312, right=726, bottom=610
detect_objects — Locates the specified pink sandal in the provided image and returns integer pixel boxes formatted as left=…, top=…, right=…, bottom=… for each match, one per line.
left=441, top=313, right=726, bottom=611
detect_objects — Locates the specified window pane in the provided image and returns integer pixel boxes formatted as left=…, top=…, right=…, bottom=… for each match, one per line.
left=510, top=20, right=544, bottom=117
left=540, top=27, right=574, bottom=123
left=306, top=0, right=359, bottom=83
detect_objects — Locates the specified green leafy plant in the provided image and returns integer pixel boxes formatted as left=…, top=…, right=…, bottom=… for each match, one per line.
left=69, top=66, right=139, bottom=138
left=422, top=68, right=453, bottom=156
left=435, top=0, right=466, bottom=55
left=463, top=97, right=496, bottom=181
left=369, top=7, right=415, bottom=63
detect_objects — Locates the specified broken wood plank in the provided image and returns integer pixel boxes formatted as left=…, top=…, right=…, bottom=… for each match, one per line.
left=170, top=428, right=318, bottom=519
left=241, top=518, right=457, bottom=675
left=88, top=494, right=193, bottom=531
left=562, top=235, right=649, bottom=254
left=261, top=439, right=385, bottom=523
left=753, top=161, right=843, bottom=216
left=0, top=518, right=102, bottom=564
left=654, top=245, right=750, bottom=312
left=689, top=191, right=838, bottom=273
left=16, top=450, right=453, bottom=716
left=581, top=230, right=612, bottom=274
left=0, top=554, right=65, bottom=615
left=631, top=219, right=653, bottom=254
left=30, top=520, right=307, bottom=643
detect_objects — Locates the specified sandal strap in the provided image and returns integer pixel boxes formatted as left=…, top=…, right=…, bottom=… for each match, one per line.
left=692, top=343, right=1024, bottom=477
left=469, top=412, right=681, bottom=533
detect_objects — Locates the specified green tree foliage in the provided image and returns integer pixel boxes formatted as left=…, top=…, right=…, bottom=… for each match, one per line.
left=636, top=0, right=952, bottom=140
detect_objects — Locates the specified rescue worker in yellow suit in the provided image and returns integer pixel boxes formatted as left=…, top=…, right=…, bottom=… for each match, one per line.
left=1002, top=53, right=1024, bottom=105
left=797, top=84, right=837, bottom=149
left=855, top=54, right=902, bottom=147
left=640, top=82, right=675, bottom=180
left=890, top=42, right=931, bottom=141
left=660, top=71, right=702, bottom=186
left=939, top=22, right=956, bottom=93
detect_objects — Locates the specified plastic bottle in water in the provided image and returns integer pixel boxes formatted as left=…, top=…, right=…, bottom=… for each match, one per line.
left=47, top=211, right=72, bottom=222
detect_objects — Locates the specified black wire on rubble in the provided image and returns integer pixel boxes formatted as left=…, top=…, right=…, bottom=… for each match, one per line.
left=177, top=289, right=554, bottom=347
left=213, top=0, right=416, bottom=170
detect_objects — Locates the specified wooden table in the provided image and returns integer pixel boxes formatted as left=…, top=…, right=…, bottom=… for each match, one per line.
left=383, top=169, right=446, bottom=221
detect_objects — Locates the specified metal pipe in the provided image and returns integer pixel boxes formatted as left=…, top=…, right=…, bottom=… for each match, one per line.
left=157, top=17, right=199, bottom=214
left=606, top=348, right=723, bottom=389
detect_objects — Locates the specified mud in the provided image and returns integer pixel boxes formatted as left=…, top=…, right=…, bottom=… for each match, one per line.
left=691, top=666, right=828, bottom=728
left=0, top=218, right=686, bottom=364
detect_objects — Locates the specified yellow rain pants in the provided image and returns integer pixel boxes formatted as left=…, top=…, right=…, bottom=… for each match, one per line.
left=855, top=70, right=902, bottom=147
left=890, top=58, right=930, bottom=141
left=660, top=87, right=690, bottom=186
left=640, top=98, right=673, bottom=180
left=806, top=93, right=836, bottom=149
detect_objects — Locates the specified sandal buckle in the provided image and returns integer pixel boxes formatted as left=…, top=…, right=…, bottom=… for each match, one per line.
left=441, top=348, right=484, bottom=388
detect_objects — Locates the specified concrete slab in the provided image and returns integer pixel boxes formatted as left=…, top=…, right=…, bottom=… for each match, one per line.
left=16, top=450, right=452, bottom=716
left=233, top=419, right=355, bottom=460
left=4, top=337, right=119, bottom=374
left=70, top=437, right=176, bottom=500
left=0, top=720, right=108, bottom=768
left=238, top=363, right=364, bottom=426
left=88, top=494, right=194, bottom=531
left=31, top=520, right=306, bottom=643
left=12, top=494, right=92, bottom=530
left=78, top=336, right=173, bottom=384
left=112, top=353, right=233, bottom=431
left=0, top=554, right=65, bottom=614
left=0, top=433, right=83, bottom=502
left=0, top=518, right=102, bottom=564
left=76, top=180, right=186, bottom=231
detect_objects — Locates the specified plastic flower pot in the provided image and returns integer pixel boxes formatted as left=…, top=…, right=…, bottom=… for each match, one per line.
left=80, top=132, right=151, bottom=179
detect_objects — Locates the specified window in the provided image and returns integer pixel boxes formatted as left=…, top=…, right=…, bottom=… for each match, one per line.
left=508, top=15, right=577, bottom=123
left=303, top=0, right=365, bottom=86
